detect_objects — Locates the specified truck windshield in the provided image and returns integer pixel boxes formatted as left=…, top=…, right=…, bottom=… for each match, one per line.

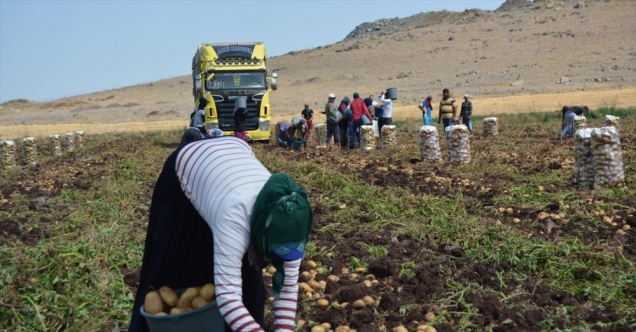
left=206, top=72, right=266, bottom=91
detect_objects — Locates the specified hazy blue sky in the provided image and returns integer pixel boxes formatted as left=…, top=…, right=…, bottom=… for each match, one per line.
left=0, top=1, right=505, bottom=103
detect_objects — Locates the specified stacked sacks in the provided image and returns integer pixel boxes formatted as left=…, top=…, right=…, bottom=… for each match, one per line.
left=445, top=125, right=471, bottom=167
left=605, top=115, right=620, bottom=132
left=65, top=132, right=76, bottom=152
left=573, top=116, right=587, bottom=132
left=380, top=125, right=396, bottom=150
left=360, top=125, right=375, bottom=151
left=591, top=127, right=624, bottom=189
left=482, top=117, right=499, bottom=137
left=313, top=124, right=327, bottom=147
left=22, top=137, right=38, bottom=165
left=417, top=125, right=442, bottom=162
left=1, top=140, right=17, bottom=169
left=573, top=129, right=594, bottom=187
left=75, top=131, right=85, bottom=149
left=49, top=134, right=62, bottom=157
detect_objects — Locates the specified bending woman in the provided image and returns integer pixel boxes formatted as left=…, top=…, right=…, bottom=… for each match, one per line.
left=129, top=136, right=313, bottom=332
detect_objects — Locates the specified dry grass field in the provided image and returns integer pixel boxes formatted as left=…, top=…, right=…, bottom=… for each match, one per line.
left=1, top=0, right=634, bottom=140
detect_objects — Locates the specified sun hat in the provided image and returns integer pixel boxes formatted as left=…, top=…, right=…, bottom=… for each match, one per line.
left=328, top=93, right=336, bottom=99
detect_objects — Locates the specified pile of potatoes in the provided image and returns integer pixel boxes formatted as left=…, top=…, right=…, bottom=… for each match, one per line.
left=144, top=283, right=216, bottom=315
left=22, top=137, right=38, bottom=166
left=0, top=140, right=17, bottom=169
left=65, top=132, right=76, bottom=153
left=381, top=125, right=397, bottom=150
left=49, top=135, right=62, bottom=157
left=445, top=125, right=471, bottom=167
left=482, top=117, right=499, bottom=137
left=360, top=125, right=375, bottom=151
left=573, top=128, right=595, bottom=187
left=605, top=115, right=620, bottom=132
left=573, top=116, right=587, bottom=132
left=75, top=131, right=85, bottom=149
left=417, top=125, right=442, bottom=163
left=314, top=124, right=327, bottom=147
left=591, top=127, right=624, bottom=189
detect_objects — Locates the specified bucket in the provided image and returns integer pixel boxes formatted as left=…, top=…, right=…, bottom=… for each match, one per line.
left=291, top=138, right=303, bottom=151
left=386, top=87, right=398, bottom=100
left=235, top=96, right=247, bottom=110
left=140, top=289, right=224, bottom=332
left=361, top=114, right=371, bottom=125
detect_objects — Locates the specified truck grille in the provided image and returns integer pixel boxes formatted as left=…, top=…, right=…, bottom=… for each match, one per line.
left=216, top=99, right=262, bottom=131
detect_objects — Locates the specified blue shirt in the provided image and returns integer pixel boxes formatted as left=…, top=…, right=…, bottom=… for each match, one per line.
left=421, top=101, right=433, bottom=118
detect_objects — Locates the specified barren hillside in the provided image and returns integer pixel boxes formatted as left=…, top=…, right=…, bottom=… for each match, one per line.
left=1, top=0, right=634, bottom=129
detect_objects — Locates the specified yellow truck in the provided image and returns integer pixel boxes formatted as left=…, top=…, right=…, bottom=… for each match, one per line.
left=191, top=42, right=277, bottom=141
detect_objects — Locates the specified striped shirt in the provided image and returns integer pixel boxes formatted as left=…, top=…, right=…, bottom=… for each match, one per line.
left=175, top=137, right=300, bottom=332
left=440, top=98, right=457, bottom=119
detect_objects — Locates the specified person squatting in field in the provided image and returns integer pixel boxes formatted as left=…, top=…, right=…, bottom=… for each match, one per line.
left=275, top=121, right=292, bottom=148
left=301, top=103, right=314, bottom=143
left=560, top=105, right=589, bottom=138
left=290, top=116, right=309, bottom=149
left=419, top=95, right=433, bottom=126
left=129, top=136, right=313, bottom=332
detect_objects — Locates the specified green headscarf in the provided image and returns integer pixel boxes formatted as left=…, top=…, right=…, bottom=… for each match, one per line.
left=250, top=172, right=313, bottom=299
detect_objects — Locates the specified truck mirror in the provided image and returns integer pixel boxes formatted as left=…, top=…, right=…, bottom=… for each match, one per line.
left=194, top=74, right=202, bottom=90
left=270, top=79, right=277, bottom=91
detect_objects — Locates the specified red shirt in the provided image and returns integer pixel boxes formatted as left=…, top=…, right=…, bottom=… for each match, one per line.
left=350, top=98, right=373, bottom=122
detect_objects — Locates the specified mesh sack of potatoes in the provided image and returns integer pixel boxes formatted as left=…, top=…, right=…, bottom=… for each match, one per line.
left=604, top=115, right=620, bottom=132
left=482, top=117, right=499, bottom=138
left=381, top=125, right=396, bottom=149
left=445, top=124, right=471, bottom=167
left=360, top=125, right=375, bottom=151
left=418, top=125, right=442, bottom=162
left=65, top=132, right=76, bottom=152
left=313, top=123, right=327, bottom=147
left=49, top=135, right=62, bottom=157
left=573, top=128, right=594, bottom=187
left=75, top=131, right=85, bottom=149
left=22, top=137, right=38, bottom=165
left=1, top=140, right=17, bottom=169
left=572, top=116, right=587, bottom=132
left=591, top=126, right=624, bottom=189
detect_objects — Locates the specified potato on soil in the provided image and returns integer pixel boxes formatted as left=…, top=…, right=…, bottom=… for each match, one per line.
left=311, top=326, right=325, bottom=332
left=159, top=286, right=178, bottom=307
left=320, top=323, right=332, bottom=329
left=317, top=299, right=329, bottom=307
left=307, top=260, right=317, bottom=269
left=177, top=287, right=199, bottom=309
left=394, top=326, right=408, bottom=332
left=352, top=299, right=365, bottom=309
left=192, top=296, right=208, bottom=309
left=199, top=283, right=216, bottom=302
left=144, top=291, right=164, bottom=314
left=425, top=312, right=436, bottom=322
left=335, top=326, right=349, bottom=332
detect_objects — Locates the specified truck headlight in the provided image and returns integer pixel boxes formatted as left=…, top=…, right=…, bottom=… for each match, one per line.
left=259, top=121, right=270, bottom=132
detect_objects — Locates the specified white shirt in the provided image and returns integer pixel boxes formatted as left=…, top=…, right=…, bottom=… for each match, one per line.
left=175, top=137, right=300, bottom=332
left=378, top=94, right=393, bottom=118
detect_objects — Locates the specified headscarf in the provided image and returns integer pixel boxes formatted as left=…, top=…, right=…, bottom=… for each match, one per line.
left=198, top=97, right=209, bottom=110
left=425, top=96, right=433, bottom=108
left=206, top=128, right=225, bottom=138
left=250, top=173, right=312, bottom=299
left=179, top=127, right=203, bottom=148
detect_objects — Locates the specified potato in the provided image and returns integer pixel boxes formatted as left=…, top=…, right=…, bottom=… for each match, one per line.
left=623, top=225, right=631, bottom=231
left=177, top=287, right=198, bottom=309
left=363, top=296, right=375, bottom=304
left=505, top=208, right=513, bottom=215
left=192, top=296, right=208, bottom=309
left=307, top=280, right=320, bottom=290
left=417, top=326, right=430, bottom=332
left=317, top=280, right=327, bottom=290
left=363, top=280, right=372, bottom=287
left=425, top=312, right=436, bottom=322
left=352, top=299, right=365, bottom=309
left=144, top=291, right=164, bottom=314
left=170, top=307, right=184, bottom=315
left=425, top=327, right=437, bottom=332
left=159, top=286, right=178, bottom=308
left=307, top=260, right=317, bottom=269
left=311, top=326, right=325, bottom=332
left=199, top=283, right=216, bottom=302
left=354, top=267, right=366, bottom=274
left=155, top=312, right=167, bottom=316
left=320, top=323, right=332, bottom=329
left=335, top=326, right=350, bottom=332
left=327, top=275, right=340, bottom=282
left=317, top=299, right=329, bottom=308
left=268, top=266, right=277, bottom=274
left=394, top=326, right=408, bottom=332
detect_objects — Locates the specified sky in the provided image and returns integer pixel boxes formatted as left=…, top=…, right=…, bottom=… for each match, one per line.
left=0, top=1, right=506, bottom=103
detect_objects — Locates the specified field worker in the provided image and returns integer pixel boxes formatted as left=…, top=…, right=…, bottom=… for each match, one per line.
left=460, top=94, right=473, bottom=132
left=301, top=103, right=314, bottom=143
left=275, top=121, right=292, bottom=148
left=377, top=90, right=393, bottom=140
left=560, top=105, right=588, bottom=138
left=350, top=92, right=374, bottom=148
left=419, top=95, right=433, bottom=126
left=206, top=128, right=225, bottom=138
left=363, top=95, right=376, bottom=119
left=438, top=88, right=458, bottom=130
left=190, top=97, right=208, bottom=136
left=324, top=93, right=341, bottom=148
left=233, top=101, right=250, bottom=142
left=290, top=116, right=309, bottom=149
left=129, top=137, right=313, bottom=332
left=180, top=127, right=204, bottom=148
left=338, top=96, right=352, bottom=149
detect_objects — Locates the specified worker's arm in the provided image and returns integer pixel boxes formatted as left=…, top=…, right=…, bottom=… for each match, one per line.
left=438, top=104, right=442, bottom=124
left=272, top=259, right=301, bottom=331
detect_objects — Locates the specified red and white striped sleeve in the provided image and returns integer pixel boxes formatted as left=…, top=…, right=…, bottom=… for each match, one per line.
left=273, top=259, right=301, bottom=332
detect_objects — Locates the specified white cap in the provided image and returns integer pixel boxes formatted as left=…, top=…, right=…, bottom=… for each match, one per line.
left=464, top=94, right=470, bottom=98
left=328, top=93, right=335, bottom=99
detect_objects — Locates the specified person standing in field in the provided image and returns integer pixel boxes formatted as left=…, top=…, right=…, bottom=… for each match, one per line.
left=363, top=95, right=376, bottom=119
left=377, top=90, right=393, bottom=140
left=438, top=88, right=458, bottom=130
left=324, top=93, right=340, bottom=148
left=190, top=97, right=208, bottom=136
left=338, top=96, right=351, bottom=149
left=419, top=95, right=433, bottom=126
left=350, top=92, right=374, bottom=148
left=460, top=94, right=473, bottom=132
left=301, top=103, right=314, bottom=144
left=129, top=137, right=313, bottom=332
